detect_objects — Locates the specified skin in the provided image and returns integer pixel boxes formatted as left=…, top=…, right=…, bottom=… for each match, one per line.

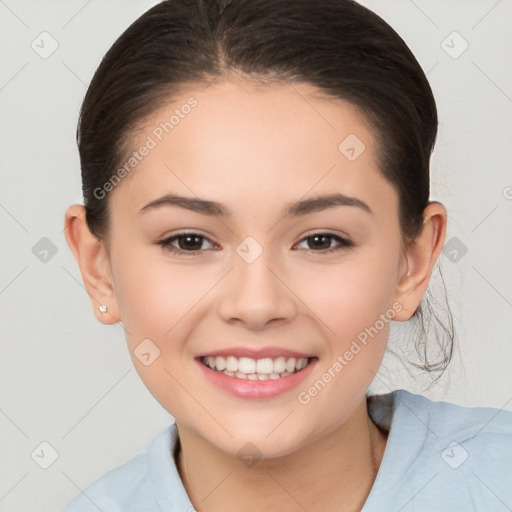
left=65, top=78, right=447, bottom=512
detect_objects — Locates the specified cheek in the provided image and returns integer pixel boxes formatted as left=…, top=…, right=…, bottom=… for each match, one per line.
left=109, top=243, right=173, bottom=346
left=111, top=247, right=220, bottom=350
left=291, top=253, right=397, bottom=431
left=110, top=249, right=205, bottom=412
left=293, top=250, right=399, bottom=349
left=114, top=263, right=176, bottom=343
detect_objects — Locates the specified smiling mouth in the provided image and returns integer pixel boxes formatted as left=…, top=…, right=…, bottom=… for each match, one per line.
left=200, top=355, right=313, bottom=380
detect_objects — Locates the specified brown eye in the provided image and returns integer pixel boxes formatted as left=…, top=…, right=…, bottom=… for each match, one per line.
left=175, top=234, right=204, bottom=251
left=295, top=233, right=353, bottom=252
left=306, top=235, right=334, bottom=250
left=158, top=232, right=216, bottom=254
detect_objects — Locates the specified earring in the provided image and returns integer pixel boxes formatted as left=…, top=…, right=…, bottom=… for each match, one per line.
left=99, top=304, right=108, bottom=314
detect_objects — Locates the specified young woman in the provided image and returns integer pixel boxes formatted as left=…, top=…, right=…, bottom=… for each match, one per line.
left=62, top=1, right=512, bottom=510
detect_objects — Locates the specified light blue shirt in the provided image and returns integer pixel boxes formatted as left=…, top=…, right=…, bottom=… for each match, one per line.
left=61, top=389, right=512, bottom=511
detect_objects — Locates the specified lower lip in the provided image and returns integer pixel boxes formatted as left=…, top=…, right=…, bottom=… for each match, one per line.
left=196, top=358, right=317, bottom=400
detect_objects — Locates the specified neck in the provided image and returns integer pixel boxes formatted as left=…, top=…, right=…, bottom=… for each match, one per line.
left=176, top=397, right=388, bottom=512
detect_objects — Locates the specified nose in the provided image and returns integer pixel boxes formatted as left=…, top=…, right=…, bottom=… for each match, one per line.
left=217, top=253, right=298, bottom=331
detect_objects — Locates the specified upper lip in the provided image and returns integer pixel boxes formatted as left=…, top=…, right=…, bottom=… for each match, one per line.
left=197, top=347, right=315, bottom=360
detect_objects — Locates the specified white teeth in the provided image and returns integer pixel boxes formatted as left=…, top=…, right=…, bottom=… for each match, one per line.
left=216, top=356, right=226, bottom=371
left=296, top=358, right=308, bottom=370
left=286, top=358, right=297, bottom=373
left=202, top=355, right=310, bottom=379
left=238, top=357, right=256, bottom=373
left=273, top=357, right=286, bottom=373
left=226, top=356, right=238, bottom=372
left=256, top=358, right=274, bottom=374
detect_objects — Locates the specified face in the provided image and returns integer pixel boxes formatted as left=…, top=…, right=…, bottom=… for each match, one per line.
left=106, top=79, right=407, bottom=458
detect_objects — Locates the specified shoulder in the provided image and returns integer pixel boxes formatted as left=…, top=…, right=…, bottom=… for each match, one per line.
left=60, top=425, right=180, bottom=512
left=393, top=388, right=512, bottom=439
left=401, top=389, right=511, bottom=465
left=388, top=389, right=512, bottom=467
left=368, top=389, right=512, bottom=511
left=369, top=388, right=512, bottom=442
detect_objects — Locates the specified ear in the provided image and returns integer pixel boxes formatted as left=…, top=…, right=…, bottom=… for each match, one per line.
left=64, top=204, right=121, bottom=325
left=392, top=201, right=447, bottom=321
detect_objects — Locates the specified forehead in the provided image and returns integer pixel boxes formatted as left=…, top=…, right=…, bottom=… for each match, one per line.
left=110, top=79, right=396, bottom=219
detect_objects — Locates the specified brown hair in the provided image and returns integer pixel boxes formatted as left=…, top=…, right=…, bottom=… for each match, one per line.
left=77, top=0, right=453, bottom=380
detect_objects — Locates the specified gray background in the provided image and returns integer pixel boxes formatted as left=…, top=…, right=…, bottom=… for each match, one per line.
left=1, top=0, right=511, bottom=510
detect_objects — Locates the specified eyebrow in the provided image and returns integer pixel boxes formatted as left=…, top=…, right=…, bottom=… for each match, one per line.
left=139, top=192, right=372, bottom=217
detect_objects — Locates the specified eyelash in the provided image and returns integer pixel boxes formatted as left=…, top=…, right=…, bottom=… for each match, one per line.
left=157, top=231, right=354, bottom=256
